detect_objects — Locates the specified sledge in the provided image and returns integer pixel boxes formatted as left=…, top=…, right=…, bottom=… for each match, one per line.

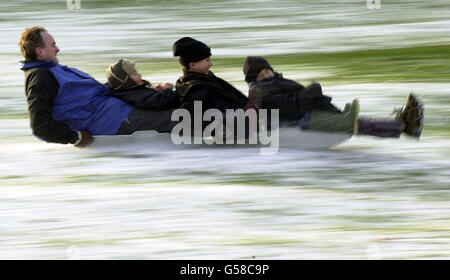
left=89, top=127, right=351, bottom=150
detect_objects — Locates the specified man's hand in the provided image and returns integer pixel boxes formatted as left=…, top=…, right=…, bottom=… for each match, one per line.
left=154, top=83, right=174, bottom=91
left=74, top=131, right=94, bottom=148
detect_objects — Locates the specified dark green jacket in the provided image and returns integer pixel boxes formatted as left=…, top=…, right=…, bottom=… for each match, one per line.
left=246, top=74, right=341, bottom=121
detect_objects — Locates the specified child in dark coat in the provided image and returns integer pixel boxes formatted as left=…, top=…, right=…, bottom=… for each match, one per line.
left=243, top=56, right=423, bottom=138
left=172, top=37, right=248, bottom=114
left=173, top=37, right=250, bottom=138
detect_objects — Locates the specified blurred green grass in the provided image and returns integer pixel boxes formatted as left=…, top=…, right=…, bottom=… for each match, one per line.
left=109, top=44, right=450, bottom=85
left=212, top=44, right=450, bottom=85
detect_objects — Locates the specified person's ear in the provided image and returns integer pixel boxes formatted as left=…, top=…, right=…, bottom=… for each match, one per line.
left=35, top=47, right=44, bottom=58
left=189, top=61, right=196, bottom=69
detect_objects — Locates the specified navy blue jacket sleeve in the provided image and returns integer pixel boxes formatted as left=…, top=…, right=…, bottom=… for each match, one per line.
left=111, top=86, right=179, bottom=111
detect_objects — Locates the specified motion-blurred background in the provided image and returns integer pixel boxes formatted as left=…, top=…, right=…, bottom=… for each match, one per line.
left=0, top=0, right=449, bottom=259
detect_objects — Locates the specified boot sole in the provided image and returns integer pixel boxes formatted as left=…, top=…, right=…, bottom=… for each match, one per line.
left=408, top=93, right=424, bottom=138
left=412, top=94, right=424, bottom=138
left=352, top=99, right=360, bottom=135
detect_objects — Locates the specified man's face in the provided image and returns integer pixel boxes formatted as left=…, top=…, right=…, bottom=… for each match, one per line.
left=37, top=31, right=59, bottom=63
left=189, top=57, right=212, bottom=75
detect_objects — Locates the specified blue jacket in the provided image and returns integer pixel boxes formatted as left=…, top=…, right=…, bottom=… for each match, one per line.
left=21, top=61, right=133, bottom=135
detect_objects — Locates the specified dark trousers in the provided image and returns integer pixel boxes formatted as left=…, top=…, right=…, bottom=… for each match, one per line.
left=358, top=117, right=402, bottom=138
left=281, top=114, right=402, bottom=138
left=116, top=108, right=178, bottom=135
left=117, top=109, right=402, bottom=138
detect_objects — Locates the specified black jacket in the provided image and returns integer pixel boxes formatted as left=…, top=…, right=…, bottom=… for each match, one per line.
left=175, top=71, right=249, bottom=138
left=106, top=82, right=179, bottom=111
left=246, top=74, right=341, bottom=121
left=175, top=71, right=248, bottom=114
left=22, top=65, right=79, bottom=144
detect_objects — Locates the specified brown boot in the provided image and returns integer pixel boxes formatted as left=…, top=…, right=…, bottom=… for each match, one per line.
left=394, top=93, right=424, bottom=138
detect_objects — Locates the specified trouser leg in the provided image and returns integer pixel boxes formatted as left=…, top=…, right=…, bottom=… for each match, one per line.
left=280, top=109, right=355, bottom=134
left=357, top=117, right=402, bottom=138
left=280, top=111, right=402, bottom=138
left=308, top=110, right=355, bottom=134
left=116, top=108, right=178, bottom=135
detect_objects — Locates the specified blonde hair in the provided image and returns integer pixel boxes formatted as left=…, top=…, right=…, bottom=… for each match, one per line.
left=19, top=26, right=47, bottom=61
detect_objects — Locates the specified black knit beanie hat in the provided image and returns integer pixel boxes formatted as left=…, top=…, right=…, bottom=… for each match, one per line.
left=172, top=37, right=211, bottom=67
left=243, top=56, right=274, bottom=83
left=106, top=59, right=141, bottom=91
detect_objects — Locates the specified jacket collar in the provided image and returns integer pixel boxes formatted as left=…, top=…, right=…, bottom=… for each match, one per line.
left=20, top=60, right=58, bottom=70
left=248, top=72, right=282, bottom=86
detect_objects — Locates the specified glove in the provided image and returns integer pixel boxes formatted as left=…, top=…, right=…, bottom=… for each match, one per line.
left=73, top=131, right=94, bottom=148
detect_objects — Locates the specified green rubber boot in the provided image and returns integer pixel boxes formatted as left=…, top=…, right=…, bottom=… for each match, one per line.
left=309, top=99, right=359, bottom=134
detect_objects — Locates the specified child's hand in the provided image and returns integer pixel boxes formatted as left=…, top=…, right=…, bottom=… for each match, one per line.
left=154, top=83, right=173, bottom=91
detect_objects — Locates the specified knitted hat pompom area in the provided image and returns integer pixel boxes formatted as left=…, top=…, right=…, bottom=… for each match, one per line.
left=243, top=56, right=274, bottom=83
left=172, top=37, right=211, bottom=67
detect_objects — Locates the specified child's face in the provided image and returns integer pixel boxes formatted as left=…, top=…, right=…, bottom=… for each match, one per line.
left=130, top=70, right=142, bottom=84
left=189, top=57, right=212, bottom=75
left=256, top=68, right=275, bottom=82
